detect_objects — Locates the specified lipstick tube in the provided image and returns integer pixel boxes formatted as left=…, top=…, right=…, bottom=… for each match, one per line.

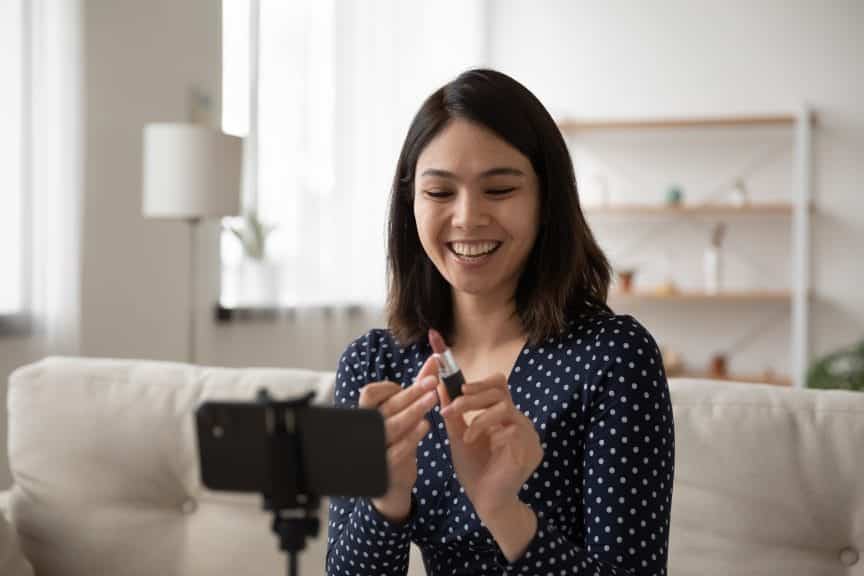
left=435, top=349, right=465, bottom=400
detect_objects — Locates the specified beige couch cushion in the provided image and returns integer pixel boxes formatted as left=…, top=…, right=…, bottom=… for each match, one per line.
left=7, top=356, right=336, bottom=576
left=669, top=379, right=864, bottom=575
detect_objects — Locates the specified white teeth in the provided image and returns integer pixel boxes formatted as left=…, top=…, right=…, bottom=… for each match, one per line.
left=450, top=241, right=500, bottom=257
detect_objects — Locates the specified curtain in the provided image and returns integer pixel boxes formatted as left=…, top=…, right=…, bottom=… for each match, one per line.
left=221, top=0, right=488, bottom=308
left=27, top=0, right=84, bottom=355
left=0, top=0, right=24, bottom=317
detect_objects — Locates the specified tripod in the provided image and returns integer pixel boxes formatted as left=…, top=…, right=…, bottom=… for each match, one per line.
left=256, top=389, right=321, bottom=576
left=197, top=387, right=388, bottom=576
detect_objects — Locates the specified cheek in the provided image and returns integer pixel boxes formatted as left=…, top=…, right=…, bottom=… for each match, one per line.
left=510, top=199, right=540, bottom=246
left=413, top=204, right=439, bottom=255
left=413, top=203, right=426, bottom=233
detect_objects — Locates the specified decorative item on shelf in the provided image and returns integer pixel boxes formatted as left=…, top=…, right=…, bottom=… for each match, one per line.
left=665, top=184, right=684, bottom=206
left=807, top=339, right=864, bottom=392
left=225, top=211, right=281, bottom=307
left=615, top=268, right=637, bottom=293
left=704, top=222, right=727, bottom=294
left=656, top=253, right=677, bottom=295
left=709, top=353, right=728, bottom=379
left=729, top=178, right=750, bottom=206
left=225, top=210, right=275, bottom=261
left=653, top=280, right=679, bottom=296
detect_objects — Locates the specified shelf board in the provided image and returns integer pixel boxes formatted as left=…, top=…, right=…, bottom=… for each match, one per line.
left=609, top=290, right=792, bottom=303
left=559, top=113, right=816, bottom=131
left=584, top=203, right=794, bottom=216
left=673, top=371, right=792, bottom=386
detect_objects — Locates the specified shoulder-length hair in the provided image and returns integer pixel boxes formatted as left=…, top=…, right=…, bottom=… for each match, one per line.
left=386, top=68, right=611, bottom=346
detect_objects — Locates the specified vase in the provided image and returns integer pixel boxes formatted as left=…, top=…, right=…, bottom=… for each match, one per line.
left=703, top=247, right=721, bottom=294
left=616, top=269, right=636, bottom=293
left=709, top=354, right=728, bottom=378
left=238, top=258, right=281, bottom=306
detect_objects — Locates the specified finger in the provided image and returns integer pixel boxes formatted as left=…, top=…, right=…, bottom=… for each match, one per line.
left=387, top=418, right=430, bottom=464
left=464, top=401, right=515, bottom=443
left=385, top=390, right=438, bottom=444
left=437, top=378, right=451, bottom=408
left=489, top=422, right=543, bottom=471
left=488, top=424, right=518, bottom=451
left=440, top=388, right=506, bottom=418
left=461, top=373, right=508, bottom=395
left=358, top=381, right=402, bottom=409
left=415, top=354, right=442, bottom=387
left=438, top=382, right=470, bottom=441
left=379, top=375, right=439, bottom=419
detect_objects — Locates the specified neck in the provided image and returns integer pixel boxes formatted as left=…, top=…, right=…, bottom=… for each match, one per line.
left=450, top=288, right=524, bottom=355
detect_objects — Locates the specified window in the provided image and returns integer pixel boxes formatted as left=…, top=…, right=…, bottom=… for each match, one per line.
left=220, top=0, right=486, bottom=308
left=0, top=0, right=25, bottom=315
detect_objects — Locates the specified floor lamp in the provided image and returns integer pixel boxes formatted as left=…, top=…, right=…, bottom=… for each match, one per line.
left=142, top=123, right=243, bottom=363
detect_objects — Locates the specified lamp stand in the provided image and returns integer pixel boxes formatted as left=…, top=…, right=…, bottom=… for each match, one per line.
left=188, top=217, right=200, bottom=364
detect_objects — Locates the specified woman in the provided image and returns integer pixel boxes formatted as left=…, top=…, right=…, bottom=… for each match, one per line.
left=326, top=69, right=674, bottom=575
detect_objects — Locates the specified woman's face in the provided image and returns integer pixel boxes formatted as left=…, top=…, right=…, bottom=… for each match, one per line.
left=413, top=119, right=540, bottom=300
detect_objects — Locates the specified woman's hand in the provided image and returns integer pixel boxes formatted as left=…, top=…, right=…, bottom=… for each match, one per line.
left=359, top=356, right=440, bottom=523
left=438, top=373, right=543, bottom=522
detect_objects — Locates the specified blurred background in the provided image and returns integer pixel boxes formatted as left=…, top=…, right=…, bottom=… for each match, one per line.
left=1, top=0, right=862, bottom=488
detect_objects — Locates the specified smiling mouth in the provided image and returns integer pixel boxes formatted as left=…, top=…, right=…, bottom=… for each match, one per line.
left=446, top=241, right=502, bottom=258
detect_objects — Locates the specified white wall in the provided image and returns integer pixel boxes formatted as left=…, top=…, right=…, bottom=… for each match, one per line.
left=487, top=0, right=864, bottom=376
left=79, top=0, right=221, bottom=361
left=3, top=0, right=863, bottom=488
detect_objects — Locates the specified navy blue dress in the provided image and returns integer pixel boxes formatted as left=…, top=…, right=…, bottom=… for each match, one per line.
left=326, top=309, right=675, bottom=575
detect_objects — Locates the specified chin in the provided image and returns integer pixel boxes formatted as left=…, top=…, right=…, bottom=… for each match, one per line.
left=453, top=285, right=488, bottom=296
left=448, top=277, right=500, bottom=296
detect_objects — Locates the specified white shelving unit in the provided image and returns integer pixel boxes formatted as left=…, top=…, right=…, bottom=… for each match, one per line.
left=560, top=108, right=816, bottom=388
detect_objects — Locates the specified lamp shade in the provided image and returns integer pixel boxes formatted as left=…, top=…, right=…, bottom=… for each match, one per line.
left=142, top=123, right=243, bottom=219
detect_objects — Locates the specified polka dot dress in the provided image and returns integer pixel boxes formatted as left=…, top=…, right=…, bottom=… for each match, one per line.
left=326, top=310, right=675, bottom=575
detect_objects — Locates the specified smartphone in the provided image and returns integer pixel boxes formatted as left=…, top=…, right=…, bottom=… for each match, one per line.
left=195, top=400, right=388, bottom=499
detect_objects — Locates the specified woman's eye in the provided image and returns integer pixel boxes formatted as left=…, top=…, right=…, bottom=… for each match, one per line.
left=487, top=187, right=516, bottom=196
left=424, top=190, right=453, bottom=199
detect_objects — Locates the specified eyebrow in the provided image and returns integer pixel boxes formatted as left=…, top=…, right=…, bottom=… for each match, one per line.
left=419, top=167, right=525, bottom=179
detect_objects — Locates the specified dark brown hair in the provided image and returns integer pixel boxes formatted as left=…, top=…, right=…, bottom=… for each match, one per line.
left=386, top=68, right=611, bottom=346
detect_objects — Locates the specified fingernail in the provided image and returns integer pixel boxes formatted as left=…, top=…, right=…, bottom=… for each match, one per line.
left=440, top=405, right=451, bottom=417
left=420, top=376, right=437, bottom=388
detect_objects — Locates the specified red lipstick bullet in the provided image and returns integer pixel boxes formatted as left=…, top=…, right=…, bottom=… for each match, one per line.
left=428, top=329, right=465, bottom=400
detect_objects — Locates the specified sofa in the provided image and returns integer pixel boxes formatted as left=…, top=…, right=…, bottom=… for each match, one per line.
left=1, top=356, right=862, bottom=575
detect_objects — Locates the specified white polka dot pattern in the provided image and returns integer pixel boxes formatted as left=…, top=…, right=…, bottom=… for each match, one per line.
left=326, top=310, right=675, bottom=575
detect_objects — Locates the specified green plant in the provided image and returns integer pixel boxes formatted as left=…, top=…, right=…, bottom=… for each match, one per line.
left=224, top=211, right=276, bottom=261
left=807, top=339, right=864, bottom=392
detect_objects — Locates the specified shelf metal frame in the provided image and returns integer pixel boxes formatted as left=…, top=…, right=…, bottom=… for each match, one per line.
left=791, top=105, right=813, bottom=388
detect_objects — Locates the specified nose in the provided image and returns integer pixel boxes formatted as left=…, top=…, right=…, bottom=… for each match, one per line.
left=452, top=189, right=490, bottom=230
